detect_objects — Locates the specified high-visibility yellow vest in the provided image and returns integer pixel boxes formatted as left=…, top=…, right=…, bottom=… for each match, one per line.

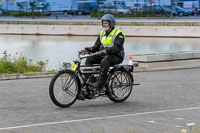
left=100, top=28, right=125, bottom=49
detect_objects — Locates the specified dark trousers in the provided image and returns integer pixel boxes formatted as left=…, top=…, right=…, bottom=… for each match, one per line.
left=85, top=55, right=124, bottom=85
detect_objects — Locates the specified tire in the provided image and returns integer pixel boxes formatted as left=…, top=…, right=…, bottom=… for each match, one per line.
left=49, top=70, right=81, bottom=108
left=78, top=11, right=82, bottom=15
left=63, top=10, right=68, bottom=15
left=106, top=71, right=133, bottom=103
left=179, top=12, right=183, bottom=16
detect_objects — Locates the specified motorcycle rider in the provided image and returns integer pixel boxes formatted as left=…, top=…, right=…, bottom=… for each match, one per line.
left=85, top=14, right=125, bottom=89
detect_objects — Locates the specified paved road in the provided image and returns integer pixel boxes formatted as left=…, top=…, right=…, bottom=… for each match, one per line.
left=0, top=68, right=200, bottom=133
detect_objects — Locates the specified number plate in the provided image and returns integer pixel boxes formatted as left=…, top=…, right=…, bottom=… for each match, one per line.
left=71, top=64, right=78, bottom=71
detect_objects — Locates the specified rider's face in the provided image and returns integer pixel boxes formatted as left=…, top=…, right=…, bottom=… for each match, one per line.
left=102, top=21, right=109, bottom=28
left=102, top=21, right=110, bottom=31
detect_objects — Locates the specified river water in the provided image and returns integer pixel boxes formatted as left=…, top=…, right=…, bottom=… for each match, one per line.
left=1, top=35, right=200, bottom=70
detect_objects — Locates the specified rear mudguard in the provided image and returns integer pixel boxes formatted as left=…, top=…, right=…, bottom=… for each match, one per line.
left=108, top=65, right=134, bottom=83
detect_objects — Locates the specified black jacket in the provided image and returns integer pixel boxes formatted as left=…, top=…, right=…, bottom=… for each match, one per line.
left=91, top=27, right=125, bottom=58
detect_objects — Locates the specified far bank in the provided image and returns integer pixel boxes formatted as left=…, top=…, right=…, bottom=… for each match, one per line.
left=1, top=18, right=200, bottom=37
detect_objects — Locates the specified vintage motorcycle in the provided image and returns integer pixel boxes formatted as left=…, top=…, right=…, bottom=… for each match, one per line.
left=49, top=50, right=139, bottom=108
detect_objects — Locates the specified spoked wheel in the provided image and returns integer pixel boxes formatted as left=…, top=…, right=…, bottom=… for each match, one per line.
left=106, top=71, right=133, bottom=103
left=49, top=70, right=81, bottom=108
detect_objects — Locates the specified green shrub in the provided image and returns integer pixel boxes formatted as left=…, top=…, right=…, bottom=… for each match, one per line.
left=0, top=51, right=48, bottom=74
left=37, top=60, right=49, bottom=71
left=90, top=9, right=106, bottom=17
left=1, top=11, right=47, bottom=17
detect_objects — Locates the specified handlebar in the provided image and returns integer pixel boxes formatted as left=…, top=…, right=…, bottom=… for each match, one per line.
left=78, top=50, right=102, bottom=59
left=78, top=50, right=90, bottom=55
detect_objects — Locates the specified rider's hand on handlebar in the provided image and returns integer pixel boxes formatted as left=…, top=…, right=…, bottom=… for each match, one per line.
left=101, top=50, right=107, bottom=56
left=85, top=47, right=92, bottom=52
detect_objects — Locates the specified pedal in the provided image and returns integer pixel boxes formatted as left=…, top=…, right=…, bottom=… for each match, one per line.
left=100, top=87, right=106, bottom=94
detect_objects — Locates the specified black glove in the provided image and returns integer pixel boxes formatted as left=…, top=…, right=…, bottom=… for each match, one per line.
left=101, top=50, right=107, bottom=56
left=85, top=47, right=92, bottom=52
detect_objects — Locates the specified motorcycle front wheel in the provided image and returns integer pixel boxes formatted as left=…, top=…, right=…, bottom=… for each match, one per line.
left=49, top=70, right=81, bottom=108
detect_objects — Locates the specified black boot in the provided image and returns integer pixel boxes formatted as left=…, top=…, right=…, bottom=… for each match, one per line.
left=89, top=69, right=108, bottom=90
left=77, top=90, right=85, bottom=100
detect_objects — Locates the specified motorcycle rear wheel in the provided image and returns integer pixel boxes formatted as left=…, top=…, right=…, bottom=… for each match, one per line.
left=106, top=71, right=133, bottom=103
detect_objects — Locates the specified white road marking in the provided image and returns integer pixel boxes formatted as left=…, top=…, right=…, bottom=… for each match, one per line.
left=147, top=120, right=185, bottom=128
left=186, top=122, right=195, bottom=127
left=1, top=106, right=200, bottom=130
left=174, top=118, right=184, bottom=120
left=148, top=120, right=184, bottom=128
left=148, top=120, right=155, bottom=123
left=176, top=126, right=184, bottom=128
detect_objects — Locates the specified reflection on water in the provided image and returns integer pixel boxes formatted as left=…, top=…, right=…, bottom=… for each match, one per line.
left=1, top=35, right=200, bottom=70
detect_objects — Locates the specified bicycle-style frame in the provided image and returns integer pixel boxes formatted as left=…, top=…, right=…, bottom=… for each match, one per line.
left=49, top=50, right=138, bottom=108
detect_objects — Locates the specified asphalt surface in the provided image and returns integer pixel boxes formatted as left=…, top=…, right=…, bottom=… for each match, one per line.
left=0, top=68, right=200, bottom=133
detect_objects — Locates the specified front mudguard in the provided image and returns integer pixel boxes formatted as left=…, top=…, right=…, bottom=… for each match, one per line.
left=58, top=68, right=73, bottom=73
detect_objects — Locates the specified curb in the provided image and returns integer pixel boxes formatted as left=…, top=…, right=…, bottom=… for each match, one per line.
left=0, top=72, right=56, bottom=80
left=1, top=66, right=200, bottom=80
left=133, top=66, right=200, bottom=73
